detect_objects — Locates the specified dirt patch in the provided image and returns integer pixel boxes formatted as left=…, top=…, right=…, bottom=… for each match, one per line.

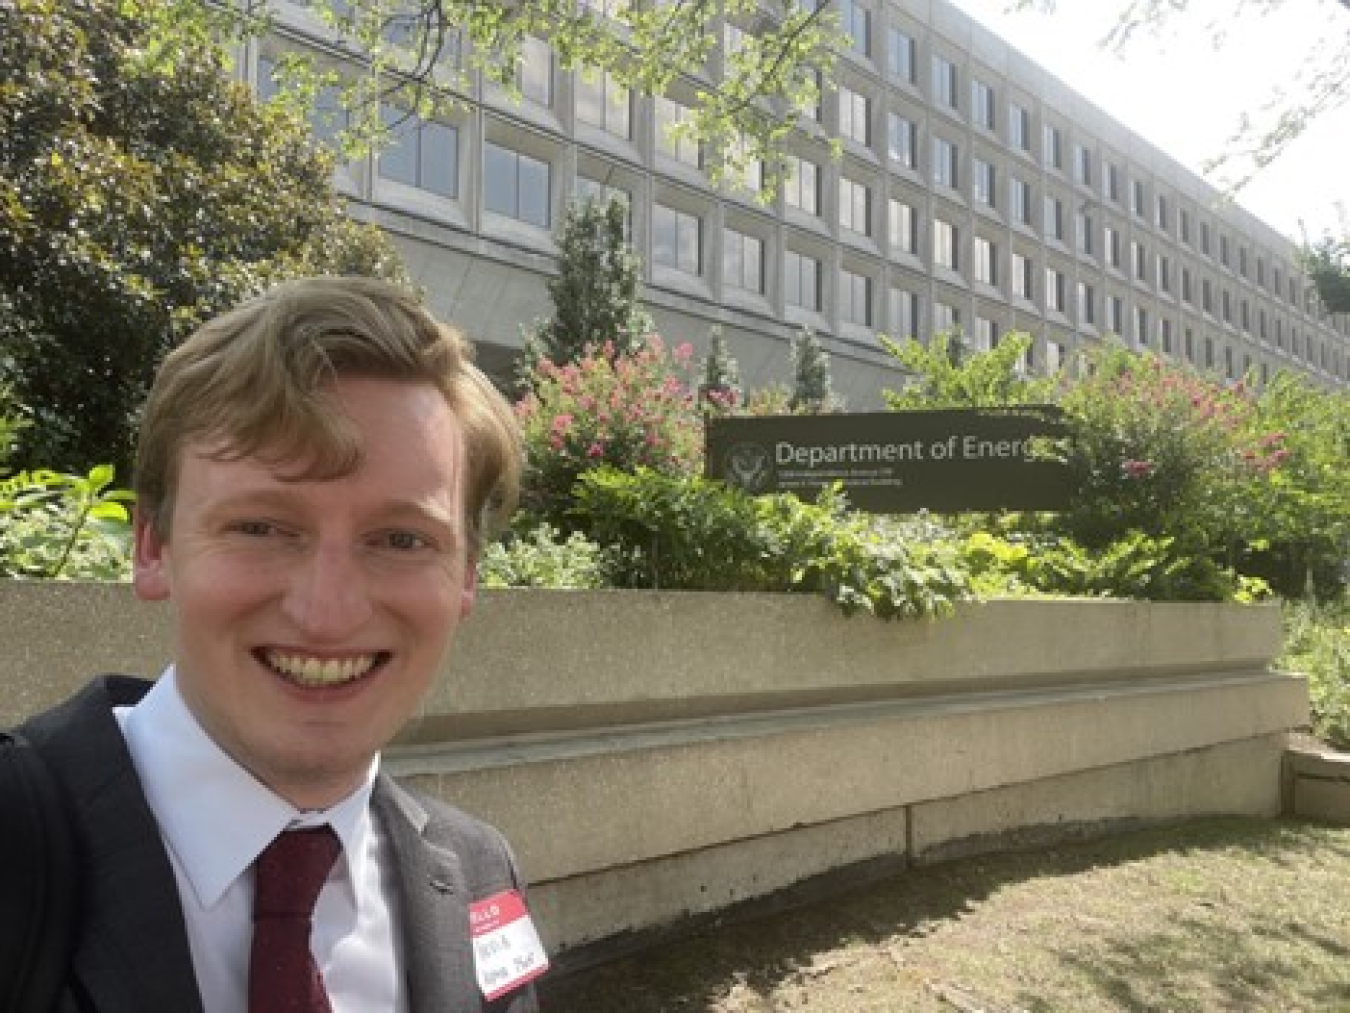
left=538, top=817, right=1350, bottom=1012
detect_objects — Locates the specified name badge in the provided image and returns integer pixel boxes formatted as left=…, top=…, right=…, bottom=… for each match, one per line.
left=470, top=889, right=550, bottom=1000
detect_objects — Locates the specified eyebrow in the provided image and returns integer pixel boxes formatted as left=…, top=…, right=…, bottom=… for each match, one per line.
left=204, top=487, right=461, bottom=532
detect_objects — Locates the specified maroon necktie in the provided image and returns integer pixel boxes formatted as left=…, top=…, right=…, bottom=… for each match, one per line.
left=248, top=826, right=342, bottom=1013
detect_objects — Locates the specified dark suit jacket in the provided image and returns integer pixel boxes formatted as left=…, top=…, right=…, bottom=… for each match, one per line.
left=19, top=676, right=540, bottom=1013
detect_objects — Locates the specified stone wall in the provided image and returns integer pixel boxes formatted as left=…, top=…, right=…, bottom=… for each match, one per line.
left=2, top=583, right=1309, bottom=964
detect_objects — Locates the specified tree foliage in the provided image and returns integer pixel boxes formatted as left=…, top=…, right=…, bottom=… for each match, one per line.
left=0, top=0, right=405, bottom=472
left=881, top=331, right=1055, bottom=409
left=226, top=0, right=844, bottom=195
left=698, top=325, right=743, bottom=414
left=789, top=327, right=841, bottom=413
left=534, top=196, right=649, bottom=366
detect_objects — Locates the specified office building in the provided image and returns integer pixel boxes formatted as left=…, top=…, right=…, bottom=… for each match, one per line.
left=255, top=0, right=1350, bottom=401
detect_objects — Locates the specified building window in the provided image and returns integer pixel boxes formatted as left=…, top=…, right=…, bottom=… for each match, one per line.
left=839, top=177, right=871, bottom=237
left=839, top=0, right=870, bottom=55
left=378, top=108, right=458, bottom=199
left=1131, top=178, right=1146, bottom=218
left=1106, top=162, right=1121, bottom=203
left=1134, top=306, right=1149, bottom=345
left=932, top=136, right=959, bottom=189
left=932, top=54, right=958, bottom=110
left=1045, top=266, right=1066, bottom=311
left=888, top=198, right=917, bottom=254
left=933, top=300, right=960, bottom=335
left=971, top=78, right=995, bottom=130
left=838, top=85, right=871, bottom=145
left=974, top=236, right=997, bottom=285
left=1043, top=123, right=1063, bottom=170
left=933, top=218, right=958, bottom=270
left=1073, top=143, right=1092, bottom=186
left=1105, top=225, right=1121, bottom=269
left=1044, top=195, right=1064, bottom=241
left=1009, top=101, right=1030, bottom=152
left=1156, top=193, right=1170, bottom=231
left=1010, top=176, right=1032, bottom=225
left=840, top=268, right=872, bottom=325
left=1131, top=240, right=1147, bottom=281
left=973, top=316, right=997, bottom=351
left=723, top=227, right=764, bottom=293
left=887, top=112, right=917, bottom=168
left=1078, top=281, right=1096, bottom=324
left=653, top=203, right=701, bottom=275
left=483, top=141, right=550, bottom=226
left=518, top=37, right=553, bottom=107
left=655, top=96, right=700, bottom=166
left=1108, top=295, right=1124, bottom=334
left=1180, top=207, right=1192, bottom=245
left=1157, top=254, right=1171, bottom=293
left=1012, top=252, right=1032, bottom=298
left=890, top=287, right=919, bottom=338
left=784, top=249, right=822, bottom=311
left=887, top=27, right=916, bottom=83
left=1075, top=210, right=1093, bottom=255
left=784, top=155, right=820, bottom=216
left=972, top=158, right=996, bottom=208
left=576, top=68, right=631, bottom=138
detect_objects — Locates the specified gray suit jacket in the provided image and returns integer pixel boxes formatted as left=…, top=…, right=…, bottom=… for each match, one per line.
left=20, top=676, right=540, bottom=1013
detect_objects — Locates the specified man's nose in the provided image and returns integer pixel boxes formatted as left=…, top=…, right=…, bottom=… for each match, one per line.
left=279, top=543, right=373, bottom=638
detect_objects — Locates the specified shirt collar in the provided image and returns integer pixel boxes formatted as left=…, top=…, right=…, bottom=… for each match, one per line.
left=119, top=668, right=379, bottom=910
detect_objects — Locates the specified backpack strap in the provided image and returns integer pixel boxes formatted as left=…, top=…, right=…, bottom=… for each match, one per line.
left=0, top=728, right=80, bottom=1013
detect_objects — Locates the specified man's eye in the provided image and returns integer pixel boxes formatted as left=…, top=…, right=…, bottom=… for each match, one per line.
left=234, top=521, right=276, bottom=537
left=384, top=531, right=429, bottom=551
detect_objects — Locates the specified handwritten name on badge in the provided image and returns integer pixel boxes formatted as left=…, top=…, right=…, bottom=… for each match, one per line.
left=470, top=889, right=549, bottom=1000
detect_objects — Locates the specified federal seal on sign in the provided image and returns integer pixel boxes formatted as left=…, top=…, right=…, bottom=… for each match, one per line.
left=722, top=441, right=773, bottom=493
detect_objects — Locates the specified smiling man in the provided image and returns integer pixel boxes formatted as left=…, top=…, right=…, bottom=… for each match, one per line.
left=16, top=278, right=542, bottom=1011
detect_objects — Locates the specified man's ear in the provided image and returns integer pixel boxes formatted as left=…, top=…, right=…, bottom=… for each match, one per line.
left=132, top=508, right=171, bottom=602
left=460, top=555, right=478, bottom=620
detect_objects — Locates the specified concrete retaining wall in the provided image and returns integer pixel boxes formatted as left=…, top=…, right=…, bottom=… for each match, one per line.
left=2, top=582, right=1310, bottom=964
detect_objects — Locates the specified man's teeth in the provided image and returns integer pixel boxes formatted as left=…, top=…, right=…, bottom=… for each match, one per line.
left=267, top=652, right=377, bottom=686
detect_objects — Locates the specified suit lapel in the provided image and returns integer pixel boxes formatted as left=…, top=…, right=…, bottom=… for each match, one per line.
left=25, top=676, right=204, bottom=1013
left=374, top=775, right=477, bottom=1013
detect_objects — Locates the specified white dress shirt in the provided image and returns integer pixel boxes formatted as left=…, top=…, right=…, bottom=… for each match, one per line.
left=115, top=669, right=409, bottom=1013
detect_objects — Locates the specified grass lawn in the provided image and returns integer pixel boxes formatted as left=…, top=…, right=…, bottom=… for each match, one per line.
left=539, top=817, right=1350, bottom=1012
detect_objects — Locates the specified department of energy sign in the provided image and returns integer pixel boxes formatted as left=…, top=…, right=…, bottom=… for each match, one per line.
left=705, top=407, right=1071, bottom=513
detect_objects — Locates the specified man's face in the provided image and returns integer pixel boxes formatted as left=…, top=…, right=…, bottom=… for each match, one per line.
left=133, top=377, right=476, bottom=809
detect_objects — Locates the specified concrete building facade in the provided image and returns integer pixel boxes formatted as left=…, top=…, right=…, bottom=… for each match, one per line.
left=256, top=0, right=1350, bottom=404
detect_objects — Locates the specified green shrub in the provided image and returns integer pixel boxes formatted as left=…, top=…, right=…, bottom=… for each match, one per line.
left=570, top=467, right=973, bottom=618
left=1279, top=599, right=1350, bottom=751
left=0, top=464, right=134, bottom=579
left=479, top=523, right=612, bottom=589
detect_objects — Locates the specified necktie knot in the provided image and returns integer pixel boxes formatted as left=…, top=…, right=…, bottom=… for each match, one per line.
left=254, top=826, right=342, bottom=920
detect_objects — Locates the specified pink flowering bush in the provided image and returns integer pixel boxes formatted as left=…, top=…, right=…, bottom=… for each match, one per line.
left=1054, top=345, right=1286, bottom=586
left=514, top=337, right=704, bottom=524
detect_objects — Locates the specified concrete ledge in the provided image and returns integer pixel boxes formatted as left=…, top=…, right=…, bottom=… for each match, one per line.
left=1286, top=741, right=1350, bottom=825
left=0, top=582, right=1310, bottom=958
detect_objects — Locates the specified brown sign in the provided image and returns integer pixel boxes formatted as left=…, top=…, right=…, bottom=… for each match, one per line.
left=705, top=407, right=1071, bottom=513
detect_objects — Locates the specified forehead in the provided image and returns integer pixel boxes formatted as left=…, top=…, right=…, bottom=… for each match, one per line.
left=176, top=378, right=467, bottom=508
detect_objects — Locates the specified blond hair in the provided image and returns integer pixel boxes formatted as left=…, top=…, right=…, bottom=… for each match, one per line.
left=134, top=276, right=521, bottom=550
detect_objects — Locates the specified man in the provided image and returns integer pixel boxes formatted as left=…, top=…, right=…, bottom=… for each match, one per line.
left=15, top=277, right=543, bottom=1011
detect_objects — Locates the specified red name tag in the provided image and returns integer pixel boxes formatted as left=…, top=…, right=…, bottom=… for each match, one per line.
left=470, top=890, right=549, bottom=1000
